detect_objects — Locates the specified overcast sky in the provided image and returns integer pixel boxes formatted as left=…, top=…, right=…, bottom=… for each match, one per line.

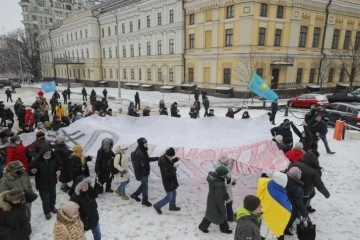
left=0, top=0, right=23, bottom=35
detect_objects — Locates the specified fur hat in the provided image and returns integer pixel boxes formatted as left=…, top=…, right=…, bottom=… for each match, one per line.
left=243, top=195, right=261, bottom=212
left=215, top=165, right=229, bottom=177
left=165, top=147, right=175, bottom=157
left=56, top=135, right=65, bottom=143
left=5, top=189, right=25, bottom=203
left=274, top=135, right=283, bottom=144
left=6, top=160, right=24, bottom=172
left=294, top=142, right=303, bottom=150
left=137, top=137, right=147, bottom=145
left=72, top=145, right=83, bottom=152
left=75, top=177, right=92, bottom=195
left=219, top=155, right=231, bottom=165
left=61, top=201, right=79, bottom=218
left=288, top=167, right=302, bottom=179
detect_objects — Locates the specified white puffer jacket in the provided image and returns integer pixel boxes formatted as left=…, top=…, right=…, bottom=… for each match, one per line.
left=113, top=146, right=130, bottom=183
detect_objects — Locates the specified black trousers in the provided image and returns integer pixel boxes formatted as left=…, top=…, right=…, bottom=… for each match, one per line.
left=199, top=217, right=229, bottom=232
left=83, top=95, right=87, bottom=101
left=6, top=96, right=12, bottom=102
left=135, top=102, right=140, bottom=110
left=204, top=108, right=209, bottom=117
left=39, top=188, right=56, bottom=214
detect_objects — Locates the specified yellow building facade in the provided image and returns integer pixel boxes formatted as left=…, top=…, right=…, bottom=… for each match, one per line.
left=184, top=0, right=360, bottom=96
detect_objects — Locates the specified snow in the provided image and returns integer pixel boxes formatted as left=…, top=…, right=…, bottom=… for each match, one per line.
left=2, top=84, right=360, bottom=240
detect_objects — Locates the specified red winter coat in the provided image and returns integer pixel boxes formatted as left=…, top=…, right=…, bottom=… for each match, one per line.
left=24, top=109, right=35, bottom=127
left=285, top=149, right=304, bottom=163
left=6, top=143, right=29, bottom=170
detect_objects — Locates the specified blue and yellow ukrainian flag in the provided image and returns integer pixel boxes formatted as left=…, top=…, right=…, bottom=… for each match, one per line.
left=41, top=81, right=56, bottom=93
left=248, top=73, right=279, bottom=102
left=257, top=178, right=292, bottom=237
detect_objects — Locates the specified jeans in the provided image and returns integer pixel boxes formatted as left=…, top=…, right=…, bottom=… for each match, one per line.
left=320, top=135, right=332, bottom=153
left=226, top=201, right=234, bottom=221
left=117, top=179, right=129, bottom=196
left=133, top=176, right=148, bottom=202
left=154, top=190, right=177, bottom=209
left=39, top=188, right=56, bottom=214
left=91, top=223, right=101, bottom=240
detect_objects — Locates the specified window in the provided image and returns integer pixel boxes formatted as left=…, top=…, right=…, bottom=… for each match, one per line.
left=81, top=49, right=84, bottom=59
left=130, top=21, right=133, bottom=32
left=139, top=68, right=142, bottom=80
left=108, top=27, right=111, bottom=36
left=225, top=29, right=233, bottom=47
left=138, top=19, right=141, bottom=30
left=258, top=28, right=266, bottom=46
left=221, top=68, right=231, bottom=84
left=147, top=15, right=150, bottom=28
left=169, top=10, right=174, bottom=23
left=32, top=15, right=37, bottom=21
left=312, top=27, right=321, bottom=48
left=158, top=68, right=162, bottom=81
left=147, top=68, right=151, bottom=80
left=101, top=28, right=104, bottom=37
left=138, top=44, right=141, bottom=56
left=276, top=6, right=284, bottom=18
left=189, top=34, right=195, bottom=49
left=331, top=29, right=340, bottom=49
left=122, top=23, right=125, bottom=33
left=355, top=31, right=360, bottom=50
left=123, top=46, right=126, bottom=57
left=169, top=39, right=174, bottom=54
left=226, top=5, right=234, bottom=19
left=188, top=68, right=194, bottom=82
left=102, top=48, right=105, bottom=58
left=189, top=14, right=195, bottom=25
left=299, top=26, right=308, bottom=47
left=328, top=68, right=334, bottom=82
left=147, top=42, right=151, bottom=55
left=123, top=68, right=127, bottom=79
left=86, top=48, right=89, bottom=59
left=339, top=68, right=345, bottom=82
left=109, top=47, right=112, bottom=58
left=296, top=68, right=303, bottom=83
left=260, top=3, right=268, bottom=17
left=157, top=40, right=162, bottom=55
left=309, top=68, right=316, bottom=83
left=157, top=13, right=162, bottom=25
left=85, top=29, right=88, bottom=38
left=169, top=68, right=174, bottom=81
left=343, top=30, right=351, bottom=50
left=110, top=69, right=113, bottom=79
left=130, top=45, right=134, bottom=57
left=256, top=68, right=263, bottom=77
left=131, top=68, right=134, bottom=79
left=274, top=29, right=282, bottom=46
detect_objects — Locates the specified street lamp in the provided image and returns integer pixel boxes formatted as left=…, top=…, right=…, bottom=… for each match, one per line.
left=110, top=9, right=121, bottom=99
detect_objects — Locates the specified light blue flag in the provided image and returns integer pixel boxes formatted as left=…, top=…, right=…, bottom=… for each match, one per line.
left=41, top=81, right=56, bottom=93
left=248, top=73, right=279, bottom=102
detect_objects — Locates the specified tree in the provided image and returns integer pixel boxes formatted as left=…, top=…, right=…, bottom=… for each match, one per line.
left=338, top=45, right=360, bottom=90
left=0, top=28, right=41, bottom=80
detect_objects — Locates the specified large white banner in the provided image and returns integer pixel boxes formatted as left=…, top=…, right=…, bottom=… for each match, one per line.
left=21, top=114, right=289, bottom=176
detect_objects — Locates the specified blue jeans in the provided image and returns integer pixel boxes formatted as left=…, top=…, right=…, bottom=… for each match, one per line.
left=133, top=176, right=149, bottom=202
left=320, top=135, right=332, bottom=153
left=154, top=190, right=177, bottom=209
left=117, top=180, right=129, bottom=196
left=91, top=223, right=101, bottom=240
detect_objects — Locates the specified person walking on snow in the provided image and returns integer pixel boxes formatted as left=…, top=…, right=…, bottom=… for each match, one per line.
left=134, top=92, right=140, bottom=110
left=95, top=138, right=114, bottom=193
left=82, top=87, right=87, bottom=101
left=62, top=90, right=68, bottom=104
left=271, top=100, right=278, bottom=125
left=113, top=145, right=130, bottom=200
left=5, top=88, right=13, bottom=102
left=153, top=147, right=180, bottom=214
left=203, top=97, right=210, bottom=117
left=102, top=89, right=107, bottom=100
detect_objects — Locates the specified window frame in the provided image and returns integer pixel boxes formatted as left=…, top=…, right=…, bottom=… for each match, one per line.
left=331, top=29, right=340, bottom=49
left=276, top=5, right=284, bottom=18
left=260, top=3, right=268, bottom=17
left=258, top=27, right=266, bottom=46
left=225, top=28, right=233, bottom=47
left=299, top=26, right=308, bottom=48
left=223, top=68, right=231, bottom=84
left=226, top=5, right=234, bottom=19
left=274, top=29, right=282, bottom=47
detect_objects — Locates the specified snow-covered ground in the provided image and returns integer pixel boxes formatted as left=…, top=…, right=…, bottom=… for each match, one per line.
left=2, top=85, right=360, bottom=240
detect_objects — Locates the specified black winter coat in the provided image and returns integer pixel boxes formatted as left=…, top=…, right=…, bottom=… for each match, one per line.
left=308, top=119, right=328, bottom=137
left=95, top=149, right=114, bottom=184
left=0, top=203, right=31, bottom=240
left=158, top=155, right=179, bottom=192
left=71, top=155, right=91, bottom=181
left=70, top=187, right=99, bottom=231
left=270, top=123, right=293, bottom=141
left=291, top=124, right=314, bottom=151
left=286, top=175, right=308, bottom=218
left=28, top=154, right=61, bottom=191
left=132, top=146, right=158, bottom=180
left=54, top=143, right=72, bottom=183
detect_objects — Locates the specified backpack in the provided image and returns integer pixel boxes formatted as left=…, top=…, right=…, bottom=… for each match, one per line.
left=111, top=153, right=122, bottom=175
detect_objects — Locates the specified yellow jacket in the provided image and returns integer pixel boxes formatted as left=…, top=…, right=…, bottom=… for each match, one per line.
left=55, top=106, right=65, bottom=121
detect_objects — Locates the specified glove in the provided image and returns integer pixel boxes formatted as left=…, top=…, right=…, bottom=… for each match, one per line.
left=172, top=157, right=179, bottom=163
left=120, top=169, right=127, bottom=175
left=231, top=179, right=236, bottom=186
left=226, top=176, right=231, bottom=184
left=300, top=215, right=309, bottom=222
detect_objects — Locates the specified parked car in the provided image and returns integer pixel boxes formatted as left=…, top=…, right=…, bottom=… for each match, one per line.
left=327, top=91, right=360, bottom=103
left=323, top=102, right=360, bottom=129
left=0, top=78, right=21, bottom=88
left=353, top=88, right=360, bottom=97
left=287, top=94, right=329, bottom=108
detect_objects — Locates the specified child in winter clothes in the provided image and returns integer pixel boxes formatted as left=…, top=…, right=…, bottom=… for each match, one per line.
left=113, top=145, right=130, bottom=200
left=53, top=201, right=86, bottom=240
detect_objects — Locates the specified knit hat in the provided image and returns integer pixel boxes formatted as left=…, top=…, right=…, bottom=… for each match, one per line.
left=294, top=142, right=303, bottom=150
left=165, top=147, right=176, bottom=157
left=5, top=189, right=25, bottom=203
left=36, top=131, right=45, bottom=138
left=274, top=135, right=283, bottom=144
left=10, top=135, right=20, bottom=143
left=6, top=160, right=24, bottom=172
left=61, top=201, right=80, bottom=218
left=56, top=135, right=65, bottom=143
left=215, top=165, right=229, bottom=177
left=219, top=155, right=230, bottom=165
left=288, top=167, right=302, bottom=179
left=243, top=195, right=261, bottom=212
left=137, top=137, right=147, bottom=145
left=72, top=145, right=83, bottom=152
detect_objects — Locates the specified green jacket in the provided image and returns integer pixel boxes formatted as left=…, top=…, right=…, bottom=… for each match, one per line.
left=234, top=207, right=261, bottom=240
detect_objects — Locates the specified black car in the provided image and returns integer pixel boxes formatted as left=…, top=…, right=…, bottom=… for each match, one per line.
left=327, top=91, right=360, bottom=103
left=323, top=102, right=360, bottom=129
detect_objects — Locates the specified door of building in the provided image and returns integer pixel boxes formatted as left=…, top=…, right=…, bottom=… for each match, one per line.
left=271, top=69, right=279, bottom=89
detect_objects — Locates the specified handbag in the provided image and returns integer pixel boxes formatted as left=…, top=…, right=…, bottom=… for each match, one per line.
left=297, top=217, right=316, bottom=240
left=94, top=176, right=103, bottom=194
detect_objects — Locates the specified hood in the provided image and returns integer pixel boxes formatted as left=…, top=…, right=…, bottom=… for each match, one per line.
left=57, top=208, right=75, bottom=224
left=234, top=207, right=252, bottom=222
left=206, top=171, right=224, bottom=185
left=301, top=152, right=320, bottom=169
left=75, top=177, right=92, bottom=195
left=101, top=138, right=113, bottom=153
left=113, top=145, right=127, bottom=155
left=0, top=191, right=13, bottom=212
left=272, top=172, right=288, bottom=188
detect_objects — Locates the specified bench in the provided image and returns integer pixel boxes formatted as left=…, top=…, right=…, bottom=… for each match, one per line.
left=123, top=82, right=140, bottom=89
left=160, top=85, right=176, bottom=92
left=214, top=86, right=233, bottom=98
left=140, top=84, right=154, bottom=91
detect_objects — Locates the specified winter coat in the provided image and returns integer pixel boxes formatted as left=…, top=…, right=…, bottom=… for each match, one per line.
left=4, top=109, right=14, bottom=122
left=308, top=119, right=328, bottom=138
left=203, top=99, right=210, bottom=109
left=24, top=109, right=35, bottom=127
left=225, top=108, right=241, bottom=118
left=0, top=169, right=32, bottom=218
left=170, top=104, right=179, bottom=117
left=28, top=151, right=62, bottom=191
left=158, top=154, right=179, bottom=192
left=71, top=155, right=91, bottom=182
left=214, top=160, right=235, bottom=203
left=95, top=139, right=114, bottom=184
left=132, top=145, right=159, bottom=180
left=204, top=172, right=227, bottom=224
left=285, top=149, right=304, bottom=163
left=234, top=207, right=261, bottom=240
left=0, top=191, right=33, bottom=240
left=189, top=108, right=198, bottom=119
left=113, top=147, right=129, bottom=183
left=53, top=208, right=86, bottom=240
left=270, top=124, right=293, bottom=142
left=53, top=91, right=61, bottom=100
left=290, top=152, right=330, bottom=198
left=286, top=174, right=308, bottom=218
left=82, top=88, right=87, bottom=96
left=56, top=106, right=65, bottom=121
left=6, top=142, right=29, bottom=170
left=102, top=89, right=107, bottom=97
left=54, top=143, right=72, bottom=183
left=30, top=139, right=52, bottom=158
left=5, top=89, right=12, bottom=96
left=291, top=124, right=314, bottom=151
left=271, top=101, right=278, bottom=113
left=70, top=179, right=99, bottom=231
